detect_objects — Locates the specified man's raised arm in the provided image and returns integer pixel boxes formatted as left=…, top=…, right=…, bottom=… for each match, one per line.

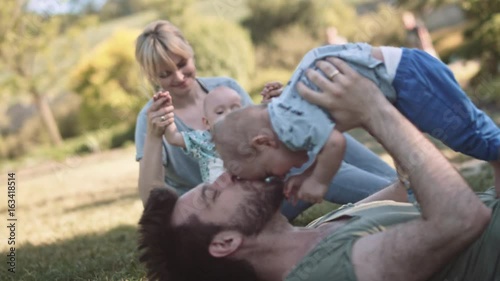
left=298, top=57, right=492, bottom=281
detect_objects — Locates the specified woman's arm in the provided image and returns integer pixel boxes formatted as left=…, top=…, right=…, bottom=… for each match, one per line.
left=138, top=135, right=167, bottom=205
left=138, top=95, right=175, bottom=206
left=298, top=57, right=492, bottom=281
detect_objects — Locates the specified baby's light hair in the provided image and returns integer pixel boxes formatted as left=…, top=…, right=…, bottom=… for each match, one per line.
left=203, top=86, right=240, bottom=116
left=212, top=104, right=274, bottom=164
left=135, top=20, right=194, bottom=85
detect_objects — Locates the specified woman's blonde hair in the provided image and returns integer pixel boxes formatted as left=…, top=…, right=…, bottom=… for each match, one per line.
left=135, top=20, right=194, bottom=84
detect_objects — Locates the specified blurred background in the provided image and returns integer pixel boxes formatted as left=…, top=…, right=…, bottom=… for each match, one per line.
left=0, top=0, right=498, bottom=280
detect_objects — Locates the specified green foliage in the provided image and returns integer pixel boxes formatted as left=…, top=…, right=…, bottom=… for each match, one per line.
left=246, top=0, right=406, bottom=74
left=256, top=24, right=320, bottom=70
left=397, top=0, right=500, bottom=78
left=396, top=0, right=458, bottom=12
left=100, top=0, right=194, bottom=21
left=242, top=0, right=311, bottom=44
left=243, top=0, right=359, bottom=44
left=248, top=67, right=293, bottom=103
left=299, top=0, right=359, bottom=39
left=70, top=30, right=146, bottom=132
left=349, top=4, right=407, bottom=46
left=461, top=11, right=500, bottom=76
left=182, top=15, right=255, bottom=90
left=467, top=75, right=500, bottom=106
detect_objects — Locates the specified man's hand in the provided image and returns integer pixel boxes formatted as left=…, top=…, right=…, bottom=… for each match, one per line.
left=297, top=58, right=389, bottom=132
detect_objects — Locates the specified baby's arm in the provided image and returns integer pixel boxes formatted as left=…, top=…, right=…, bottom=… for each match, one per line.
left=164, top=121, right=186, bottom=148
left=298, top=129, right=346, bottom=203
left=154, top=92, right=185, bottom=148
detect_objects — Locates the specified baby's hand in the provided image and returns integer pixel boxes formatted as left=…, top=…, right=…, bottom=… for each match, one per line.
left=261, top=81, right=283, bottom=104
left=153, top=90, right=175, bottom=127
left=153, top=90, right=172, bottom=106
left=296, top=176, right=327, bottom=204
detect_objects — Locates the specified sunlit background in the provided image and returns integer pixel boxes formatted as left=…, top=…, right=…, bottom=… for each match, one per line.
left=0, top=0, right=498, bottom=280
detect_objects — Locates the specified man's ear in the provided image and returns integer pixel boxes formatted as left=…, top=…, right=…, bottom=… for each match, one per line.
left=202, top=117, right=210, bottom=130
left=251, top=135, right=277, bottom=149
left=208, top=230, right=243, bottom=258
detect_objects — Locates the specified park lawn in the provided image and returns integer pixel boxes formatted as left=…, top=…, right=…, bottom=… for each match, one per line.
left=0, top=130, right=495, bottom=280
left=0, top=147, right=147, bottom=281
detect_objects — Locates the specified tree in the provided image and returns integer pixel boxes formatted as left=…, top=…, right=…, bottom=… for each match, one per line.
left=460, top=0, right=500, bottom=76
left=396, top=0, right=457, bottom=13
left=0, top=1, right=65, bottom=146
left=99, top=0, right=195, bottom=21
left=182, top=15, right=255, bottom=90
left=70, top=30, right=145, bottom=131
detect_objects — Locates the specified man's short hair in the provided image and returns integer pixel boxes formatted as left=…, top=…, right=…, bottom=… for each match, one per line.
left=138, top=188, right=261, bottom=281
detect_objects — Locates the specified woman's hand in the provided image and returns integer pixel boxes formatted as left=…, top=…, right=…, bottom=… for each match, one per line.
left=147, top=90, right=175, bottom=137
left=297, top=57, right=389, bottom=132
left=261, top=81, right=283, bottom=104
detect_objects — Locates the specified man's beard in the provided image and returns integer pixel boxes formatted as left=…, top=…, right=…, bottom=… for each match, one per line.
left=229, top=181, right=285, bottom=236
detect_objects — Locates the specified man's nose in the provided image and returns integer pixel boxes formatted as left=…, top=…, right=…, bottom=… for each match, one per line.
left=213, top=172, right=233, bottom=189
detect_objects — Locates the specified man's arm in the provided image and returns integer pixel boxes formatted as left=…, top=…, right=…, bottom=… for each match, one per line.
left=355, top=180, right=408, bottom=204
left=351, top=103, right=491, bottom=281
left=299, top=57, right=492, bottom=281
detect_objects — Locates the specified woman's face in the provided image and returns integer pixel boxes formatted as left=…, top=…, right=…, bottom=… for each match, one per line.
left=157, top=52, right=197, bottom=97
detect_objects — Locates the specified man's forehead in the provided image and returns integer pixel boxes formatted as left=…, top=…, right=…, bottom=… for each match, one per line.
left=171, top=186, right=206, bottom=225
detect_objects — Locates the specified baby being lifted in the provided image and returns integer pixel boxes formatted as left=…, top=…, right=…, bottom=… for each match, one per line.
left=213, top=43, right=500, bottom=202
left=212, top=101, right=346, bottom=203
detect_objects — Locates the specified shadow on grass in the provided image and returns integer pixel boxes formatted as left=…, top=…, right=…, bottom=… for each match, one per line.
left=65, top=192, right=139, bottom=213
left=0, top=225, right=146, bottom=281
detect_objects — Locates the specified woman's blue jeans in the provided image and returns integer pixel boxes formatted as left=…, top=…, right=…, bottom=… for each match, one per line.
left=281, top=133, right=397, bottom=221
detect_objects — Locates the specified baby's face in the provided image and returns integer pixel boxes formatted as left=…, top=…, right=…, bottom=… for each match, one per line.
left=204, top=88, right=242, bottom=129
left=225, top=151, right=294, bottom=181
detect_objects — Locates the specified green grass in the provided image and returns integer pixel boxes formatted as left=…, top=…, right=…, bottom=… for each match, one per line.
left=1, top=226, right=146, bottom=281
left=0, top=146, right=144, bottom=280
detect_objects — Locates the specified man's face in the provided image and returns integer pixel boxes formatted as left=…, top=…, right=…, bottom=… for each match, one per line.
left=172, top=173, right=284, bottom=235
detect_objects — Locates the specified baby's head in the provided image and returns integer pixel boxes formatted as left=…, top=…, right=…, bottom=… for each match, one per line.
left=212, top=105, right=304, bottom=181
left=203, top=86, right=242, bottom=130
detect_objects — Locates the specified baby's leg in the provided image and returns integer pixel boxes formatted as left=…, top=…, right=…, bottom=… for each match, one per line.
left=393, top=49, right=500, bottom=164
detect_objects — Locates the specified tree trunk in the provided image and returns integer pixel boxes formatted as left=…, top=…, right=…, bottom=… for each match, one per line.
left=32, top=91, right=63, bottom=146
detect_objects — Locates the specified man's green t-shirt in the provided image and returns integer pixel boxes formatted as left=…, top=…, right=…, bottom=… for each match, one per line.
left=286, top=188, right=500, bottom=281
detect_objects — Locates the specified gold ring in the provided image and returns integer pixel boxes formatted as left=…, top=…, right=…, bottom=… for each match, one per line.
left=328, top=69, right=340, bottom=80
left=160, top=115, right=166, bottom=121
